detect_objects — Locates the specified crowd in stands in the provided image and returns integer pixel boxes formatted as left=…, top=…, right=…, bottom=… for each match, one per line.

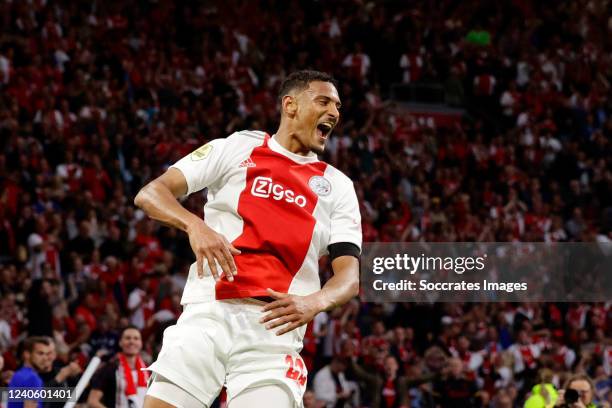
left=0, top=0, right=611, bottom=406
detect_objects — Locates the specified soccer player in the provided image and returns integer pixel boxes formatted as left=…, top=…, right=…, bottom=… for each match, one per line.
left=135, top=70, right=361, bottom=408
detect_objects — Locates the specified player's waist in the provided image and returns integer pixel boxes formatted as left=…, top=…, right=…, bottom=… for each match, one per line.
left=252, top=296, right=275, bottom=303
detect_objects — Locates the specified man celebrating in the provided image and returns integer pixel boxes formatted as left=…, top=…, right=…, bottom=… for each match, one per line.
left=135, top=70, right=361, bottom=407
left=38, top=338, right=82, bottom=408
left=88, top=326, right=149, bottom=408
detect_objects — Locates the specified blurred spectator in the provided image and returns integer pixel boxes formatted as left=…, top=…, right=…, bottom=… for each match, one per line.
left=524, top=369, right=559, bottom=408
left=554, top=374, right=601, bottom=408
left=8, top=336, right=48, bottom=408
left=432, top=357, right=478, bottom=408
left=88, top=326, right=149, bottom=408
left=37, top=338, right=82, bottom=408
left=378, top=355, right=409, bottom=408
left=304, top=389, right=325, bottom=408
left=127, top=276, right=154, bottom=331
left=87, top=316, right=119, bottom=358
left=26, top=280, right=53, bottom=337
left=313, top=356, right=358, bottom=408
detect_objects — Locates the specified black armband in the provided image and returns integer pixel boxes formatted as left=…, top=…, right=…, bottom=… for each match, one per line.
left=328, top=242, right=361, bottom=261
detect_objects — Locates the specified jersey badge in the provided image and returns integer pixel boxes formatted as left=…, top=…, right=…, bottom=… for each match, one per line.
left=190, top=144, right=213, bottom=161
left=308, top=176, right=332, bottom=197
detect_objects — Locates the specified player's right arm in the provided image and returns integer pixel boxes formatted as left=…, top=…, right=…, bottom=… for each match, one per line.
left=134, top=167, right=239, bottom=281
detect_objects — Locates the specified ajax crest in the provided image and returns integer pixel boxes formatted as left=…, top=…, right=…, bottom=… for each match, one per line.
left=308, top=176, right=331, bottom=197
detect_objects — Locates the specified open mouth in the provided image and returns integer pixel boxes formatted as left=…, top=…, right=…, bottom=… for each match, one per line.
left=316, top=122, right=334, bottom=139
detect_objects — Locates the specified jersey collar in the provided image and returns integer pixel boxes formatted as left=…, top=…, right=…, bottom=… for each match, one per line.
left=268, top=134, right=319, bottom=164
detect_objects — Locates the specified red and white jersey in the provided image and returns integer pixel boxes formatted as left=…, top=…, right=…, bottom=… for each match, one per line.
left=399, top=53, right=423, bottom=83
left=553, top=345, right=576, bottom=369
left=508, top=343, right=541, bottom=373
left=473, top=74, right=496, bottom=96
left=449, top=348, right=484, bottom=372
left=171, top=131, right=362, bottom=303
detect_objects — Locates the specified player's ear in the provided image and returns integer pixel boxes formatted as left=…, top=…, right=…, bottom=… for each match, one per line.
left=282, top=94, right=297, bottom=118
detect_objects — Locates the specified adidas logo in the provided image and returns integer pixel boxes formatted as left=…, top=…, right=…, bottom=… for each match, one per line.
left=239, top=158, right=256, bottom=168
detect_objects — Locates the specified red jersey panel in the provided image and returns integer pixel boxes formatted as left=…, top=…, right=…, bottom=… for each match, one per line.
left=217, top=137, right=328, bottom=298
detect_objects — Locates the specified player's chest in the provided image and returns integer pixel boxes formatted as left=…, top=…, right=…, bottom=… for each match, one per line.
left=224, top=152, right=335, bottom=219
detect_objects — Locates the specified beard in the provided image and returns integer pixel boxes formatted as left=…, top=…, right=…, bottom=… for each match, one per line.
left=32, top=361, right=50, bottom=373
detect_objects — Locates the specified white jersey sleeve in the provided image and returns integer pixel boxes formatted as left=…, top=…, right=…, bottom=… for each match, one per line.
left=170, top=138, right=231, bottom=195
left=329, top=175, right=362, bottom=250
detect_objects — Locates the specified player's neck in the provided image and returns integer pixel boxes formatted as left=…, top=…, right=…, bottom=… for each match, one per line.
left=273, top=126, right=310, bottom=156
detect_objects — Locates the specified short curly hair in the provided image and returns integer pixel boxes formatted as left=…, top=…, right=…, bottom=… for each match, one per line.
left=277, top=70, right=338, bottom=105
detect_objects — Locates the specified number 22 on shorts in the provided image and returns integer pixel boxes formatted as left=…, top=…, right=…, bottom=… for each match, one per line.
left=284, top=354, right=307, bottom=387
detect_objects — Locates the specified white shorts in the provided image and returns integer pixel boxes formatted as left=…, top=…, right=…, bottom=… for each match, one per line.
left=146, top=297, right=308, bottom=407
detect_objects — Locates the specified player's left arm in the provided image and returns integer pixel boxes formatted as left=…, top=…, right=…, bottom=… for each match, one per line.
left=261, top=255, right=359, bottom=336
